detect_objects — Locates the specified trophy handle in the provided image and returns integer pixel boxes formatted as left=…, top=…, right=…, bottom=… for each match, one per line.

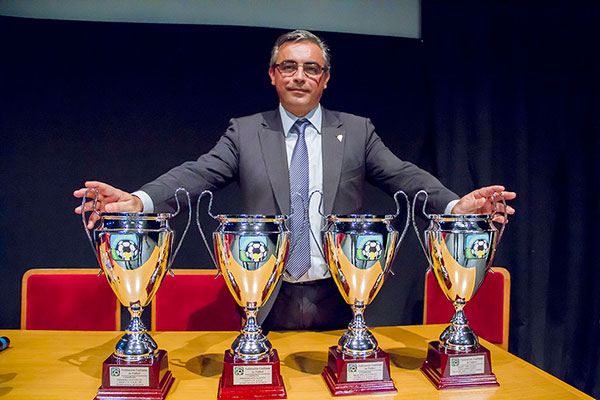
left=412, top=190, right=434, bottom=268
left=307, top=190, right=327, bottom=260
left=81, top=188, right=103, bottom=274
left=166, top=187, right=192, bottom=276
left=392, top=190, right=411, bottom=252
left=286, top=191, right=313, bottom=257
left=491, top=191, right=508, bottom=247
left=196, top=190, right=220, bottom=274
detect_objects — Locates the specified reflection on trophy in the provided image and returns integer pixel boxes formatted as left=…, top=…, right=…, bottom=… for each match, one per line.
left=82, top=187, right=191, bottom=400
left=413, top=189, right=507, bottom=389
left=312, top=191, right=410, bottom=396
left=197, top=190, right=289, bottom=400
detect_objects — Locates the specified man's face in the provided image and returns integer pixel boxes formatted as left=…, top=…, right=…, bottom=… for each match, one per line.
left=268, top=41, right=330, bottom=117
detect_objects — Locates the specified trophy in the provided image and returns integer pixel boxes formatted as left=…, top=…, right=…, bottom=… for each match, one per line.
left=310, top=191, right=410, bottom=396
left=197, top=191, right=289, bottom=400
left=82, top=187, right=191, bottom=400
left=412, top=190, right=507, bottom=389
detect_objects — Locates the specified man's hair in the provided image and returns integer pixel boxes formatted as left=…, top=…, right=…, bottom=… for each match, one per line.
left=270, top=30, right=331, bottom=71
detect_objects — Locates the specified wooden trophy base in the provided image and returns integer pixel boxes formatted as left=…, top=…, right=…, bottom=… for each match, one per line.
left=94, top=350, right=174, bottom=400
left=321, top=346, right=397, bottom=396
left=420, top=341, right=499, bottom=390
left=218, top=349, right=287, bottom=399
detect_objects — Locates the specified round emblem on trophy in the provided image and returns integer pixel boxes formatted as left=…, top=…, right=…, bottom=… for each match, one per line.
left=361, top=240, right=383, bottom=261
left=469, top=239, right=489, bottom=258
left=115, top=239, right=138, bottom=261
left=244, top=241, right=268, bottom=262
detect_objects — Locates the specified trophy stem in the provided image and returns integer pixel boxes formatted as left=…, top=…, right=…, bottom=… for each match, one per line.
left=114, top=304, right=157, bottom=360
left=231, top=306, right=272, bottom=361
left=439, top=299, right=479, bottom=352
left=338, top=302, right=378, bottom=357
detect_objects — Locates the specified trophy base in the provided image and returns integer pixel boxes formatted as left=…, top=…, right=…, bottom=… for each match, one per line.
left=321, top=346, right=397, bottom=396
left=94, top=350, right=174, bottom=400
left=218, top=349, right=287, bottom=399
left=420, top=341, right=499, bottom=390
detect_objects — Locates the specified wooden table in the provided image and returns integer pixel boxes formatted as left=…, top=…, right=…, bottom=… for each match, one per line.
left=0, top=325, right=592, bottom=399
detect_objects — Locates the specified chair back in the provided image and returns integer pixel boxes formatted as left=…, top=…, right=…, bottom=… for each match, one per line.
left=151, top=269, right=240, bottom=331
left=423, top=266, right=510, bottom=350
left=22, top=268, right=120, bottom=330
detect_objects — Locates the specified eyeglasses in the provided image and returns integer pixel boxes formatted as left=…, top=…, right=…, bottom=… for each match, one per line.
left=274, top=60, right=326, bottom=77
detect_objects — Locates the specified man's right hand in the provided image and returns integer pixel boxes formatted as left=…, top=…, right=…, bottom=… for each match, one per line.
left=74, top=181, right=143, bottom=228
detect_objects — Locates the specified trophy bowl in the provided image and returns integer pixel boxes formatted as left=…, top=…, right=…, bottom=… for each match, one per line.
left=413, top=190, right=507, bottom=351
left=323, top=214, right=399, bottom=356
left=197, top=191, right=289, bottom=361
left=316, top=191, right=410, bottom=357
left=82, top=188, right=191, bottom=360
left=425, top=214, right=499, bottom=350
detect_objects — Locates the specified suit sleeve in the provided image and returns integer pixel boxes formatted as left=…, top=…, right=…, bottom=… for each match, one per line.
left=139, top=119, right=240, bottom=212
left=363, top=118, right=459, bottom=214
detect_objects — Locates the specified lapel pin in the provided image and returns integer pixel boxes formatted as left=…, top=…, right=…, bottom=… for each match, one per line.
left=337, top=134, right=343, bottom=142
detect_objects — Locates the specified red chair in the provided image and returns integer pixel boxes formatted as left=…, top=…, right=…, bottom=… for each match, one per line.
left=21, top=268, right=120, bottom=330
left=151, top=269, right=241, bottom=331
left=423, top=267, right=510, bottom=350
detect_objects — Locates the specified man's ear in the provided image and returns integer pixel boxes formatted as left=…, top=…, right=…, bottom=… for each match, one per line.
left=268, top=67, right=276, bottom=85
left=323, top=72, right=330, bottom=89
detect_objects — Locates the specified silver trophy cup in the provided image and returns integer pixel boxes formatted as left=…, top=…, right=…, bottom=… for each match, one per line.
left=82, top=188, right=191, bottom=360
left=197, top=190, right=289, bottom=361
left=310, top=191, right=410, bottom=357
left=412, top=190, right=507, bottom=351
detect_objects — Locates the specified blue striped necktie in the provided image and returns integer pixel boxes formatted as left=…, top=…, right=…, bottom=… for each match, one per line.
left=287, top=118, right=312, bottom=280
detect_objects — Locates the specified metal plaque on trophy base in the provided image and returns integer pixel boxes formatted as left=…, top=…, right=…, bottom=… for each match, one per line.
left=311, top=191, right=410, bottom=397
left=420, top=342, right=498, bottom=390
left=95, top=350, right=174, bottom=400
left=321, top=346, right=396, bottom=396
left=197, top=191, right=290, bottom=400
left=82, top=188, right=191, bottom=400
left=413, top=190, right=507, bottom=390
left=218, top=349, right=286, bottom=399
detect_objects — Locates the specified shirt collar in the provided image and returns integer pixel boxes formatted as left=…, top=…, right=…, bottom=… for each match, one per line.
left=279, top=104, right=322, bottom=137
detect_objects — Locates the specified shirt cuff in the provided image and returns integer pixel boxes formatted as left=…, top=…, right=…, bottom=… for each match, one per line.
left=445, top=199, right=459, bottom=214
left=131, top=190, right=154, bottom=213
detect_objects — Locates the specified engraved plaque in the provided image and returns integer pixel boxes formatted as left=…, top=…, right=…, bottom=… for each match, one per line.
left=449, top=355, right=485, bottom=376
left=232, top=365, right=273, bottom=385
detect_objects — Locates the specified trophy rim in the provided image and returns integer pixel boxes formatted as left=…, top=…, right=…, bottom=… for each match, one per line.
left=100, top=212, right=173, bottom=220
left=429, top=213, right=492, bottom=221
left=216, top=214, right=288, bottom=222
left=326, top=213, right=395, bottom=222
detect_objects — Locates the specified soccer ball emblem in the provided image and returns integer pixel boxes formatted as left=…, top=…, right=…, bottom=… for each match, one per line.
left=470, top=239, right=489, bottom=258
left=115, top=239, right=138, bottom=261
left=361, top=240, right=382, bottom=261
left=245, top=241, right=268, bottom=262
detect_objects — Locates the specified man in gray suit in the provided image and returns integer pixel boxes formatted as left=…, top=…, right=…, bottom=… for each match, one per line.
left=75, top=30, right=515, bottom=331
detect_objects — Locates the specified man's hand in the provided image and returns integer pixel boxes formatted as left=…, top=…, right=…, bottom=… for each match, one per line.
left=451, top=185, right=516, bottom=223
left=74, top=181, right=143, bottom=228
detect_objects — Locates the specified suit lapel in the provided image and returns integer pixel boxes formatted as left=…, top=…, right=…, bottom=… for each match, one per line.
left=321, top=108, right=345, bottom=214
left=258, top=110, right=290, bottom=213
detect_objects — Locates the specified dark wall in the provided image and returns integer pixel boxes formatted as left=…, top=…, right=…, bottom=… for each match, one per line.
left=0, top=17, right=434, bottom=333
left=422, top=1, right=600, bottom=397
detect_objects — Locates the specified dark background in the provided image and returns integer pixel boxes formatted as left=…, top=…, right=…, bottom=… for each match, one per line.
left=1, top=1, right=599, bottom=397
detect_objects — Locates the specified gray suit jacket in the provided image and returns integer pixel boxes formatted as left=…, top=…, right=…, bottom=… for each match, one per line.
left=140, top=107, right=458, bottom=214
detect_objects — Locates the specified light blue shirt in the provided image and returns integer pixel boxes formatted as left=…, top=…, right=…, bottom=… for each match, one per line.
left=279, top=104, right=329, bottom=282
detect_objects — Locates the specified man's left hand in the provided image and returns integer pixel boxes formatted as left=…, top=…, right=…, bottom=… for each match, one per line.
left=451, top=185, right=516, bottom=223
